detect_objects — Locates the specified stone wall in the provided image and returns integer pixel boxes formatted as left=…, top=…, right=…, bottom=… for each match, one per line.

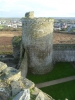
left=22, top=12, right=54, bottom=74
left=53, top=44, right=75, bottom=62
left=12, top=12, right=75, bottom=76
left=12, top=40, right=75, bottom=63
left=12, top=36, right=21, bottom=64
left=0, top=61, right=53, bottom=100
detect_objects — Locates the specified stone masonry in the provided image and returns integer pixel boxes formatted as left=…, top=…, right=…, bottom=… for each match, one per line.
left=12, top=12, right=75, bottom=77
left=0, top=61, right=53, bottom=100
left=21, top=11, right=54, bottom=75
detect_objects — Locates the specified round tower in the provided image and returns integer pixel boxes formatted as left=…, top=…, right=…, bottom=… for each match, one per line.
left=22, top=12, right=54, bottom=74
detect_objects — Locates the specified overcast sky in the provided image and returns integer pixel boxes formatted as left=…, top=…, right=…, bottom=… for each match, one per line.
left=0, top=0, right=75, bottom=18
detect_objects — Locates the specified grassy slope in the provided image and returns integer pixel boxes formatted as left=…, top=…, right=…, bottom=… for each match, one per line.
left=27, top=62, right=75, bottom=84
left=41, top=80, right=75, bottom=100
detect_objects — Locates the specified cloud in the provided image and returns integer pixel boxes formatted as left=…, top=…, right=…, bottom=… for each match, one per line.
left=0, top=0, right=75, bottom=17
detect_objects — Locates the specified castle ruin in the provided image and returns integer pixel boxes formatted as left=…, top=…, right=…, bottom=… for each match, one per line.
left=14, top=11, right=75, bottom=78
left=20, top=11, right=54, bottom=76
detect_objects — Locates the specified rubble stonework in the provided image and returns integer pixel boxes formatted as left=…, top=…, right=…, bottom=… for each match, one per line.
left=12, top=36, right=22, bottom=64
left=53, top=44, right=75, bottom=62
left=12, top=38, right=75, bottom=64
left=0, top=61, right=53, bottom=100
left=25, top=11, right=34, bottom=18
left=12, top=11, right=75, bottom=78
left=20, top=11, right=54, bottom=75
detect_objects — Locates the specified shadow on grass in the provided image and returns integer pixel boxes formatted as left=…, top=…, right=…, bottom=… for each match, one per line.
left=27, top=62, right=75, bottom=84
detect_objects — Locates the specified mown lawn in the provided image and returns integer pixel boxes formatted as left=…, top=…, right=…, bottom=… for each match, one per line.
left=27, top=62, right=75, bottom=84
left=41, top=80, right=75, bottom=100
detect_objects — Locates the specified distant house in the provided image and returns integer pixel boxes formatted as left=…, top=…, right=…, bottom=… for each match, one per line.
left=17, top=23, right=22, bottom=28
left=54, top=22, right=61, bottom=31
left=7, top=24, right=12, bottom=27
left=61, top=24, right=67, bottom=29
left=72, top=24, right=75, bottom=28
left=54, top=26, right=61, bottom=31
left=67, top=23, right=71, bottom=27
left=11, top=24, right=17, bottom=28
left=61, top=23, right=67, bottom=29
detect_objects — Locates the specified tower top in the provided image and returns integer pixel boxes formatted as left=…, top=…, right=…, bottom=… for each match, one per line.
left=25, top=11, right=34, bottom=18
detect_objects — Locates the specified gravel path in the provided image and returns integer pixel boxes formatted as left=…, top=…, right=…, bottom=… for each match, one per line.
left=36, top=76, right=75, bottom=88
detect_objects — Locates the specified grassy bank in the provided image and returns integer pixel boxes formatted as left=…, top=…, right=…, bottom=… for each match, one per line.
left=27, top=62, right=75, bottom=84
left=41, top=80, right=75, bottom=100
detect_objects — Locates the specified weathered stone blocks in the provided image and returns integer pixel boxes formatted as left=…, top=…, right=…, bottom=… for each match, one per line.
left=0, top=61, right=53, bottom=100
left=25, top=11, right=34, bottom=18
left=0, top=81, right=11, bottom=100
left=13, top=89, right=30, bottom=100
left=21, top=12, right=54, bottom=74
left=0, top=62, right=7, bottom=72
left=3, top=67, right=21, bottom=83
left=11, top=80, right=25, bottom=96
left=12, top=36, right=21, bottom=64
left=0, top=88, right=10, bottom=100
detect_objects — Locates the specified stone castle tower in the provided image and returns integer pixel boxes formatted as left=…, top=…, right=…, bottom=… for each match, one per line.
left=22, top=11, right=54, bottom=75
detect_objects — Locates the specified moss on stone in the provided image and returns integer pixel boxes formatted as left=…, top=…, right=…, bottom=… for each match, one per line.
left=12, top=36, right=22, bottom=46
left=30, top=94, right=36, bottom=100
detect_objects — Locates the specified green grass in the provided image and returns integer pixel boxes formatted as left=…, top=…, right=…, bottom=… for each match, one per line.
left=0, top=51, right=13, bottom=55
left=41, top=80, right=75, bottom=100
left=27, top=62, right=75, bottom=84
left=0, top=25, right=4, bottom=29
